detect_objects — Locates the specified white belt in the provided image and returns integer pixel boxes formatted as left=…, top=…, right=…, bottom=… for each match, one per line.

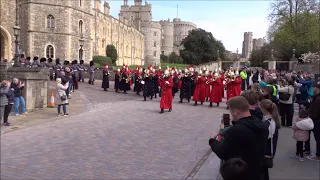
left=73, top=70, right=78, bottom=72
left=79, top=69, right=84, bottom=70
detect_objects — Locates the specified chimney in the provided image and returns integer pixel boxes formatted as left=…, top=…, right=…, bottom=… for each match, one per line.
left=94, top=0, right=101, bottom=11
left=134, top=0, right=142, bottom=6
left=104, top=2, right=110, bottom=15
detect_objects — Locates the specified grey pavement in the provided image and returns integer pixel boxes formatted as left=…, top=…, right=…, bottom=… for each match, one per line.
left=1, top=80, right=229, bottom=179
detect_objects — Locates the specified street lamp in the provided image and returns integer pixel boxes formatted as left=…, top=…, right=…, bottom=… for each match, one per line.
left=293, top=48, right=296, bottom=58
left=12, top=25, right=21, bottom=67
left=79, top=34, right=84, bottom=60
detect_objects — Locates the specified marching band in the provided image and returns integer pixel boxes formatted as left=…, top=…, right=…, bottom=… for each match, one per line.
left=112, top=64, right=242, bottom=113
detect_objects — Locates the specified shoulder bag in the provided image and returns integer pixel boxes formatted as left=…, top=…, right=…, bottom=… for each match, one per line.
left=279, top=86, right=290, bottom=101
left=60, top=94, right=67, bottom=101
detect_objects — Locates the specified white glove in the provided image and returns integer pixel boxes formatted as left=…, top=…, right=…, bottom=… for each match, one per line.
left=165, top=81, right=169, bottom=84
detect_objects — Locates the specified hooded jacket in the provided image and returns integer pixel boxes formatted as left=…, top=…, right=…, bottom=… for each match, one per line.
left=293, top=117, right=314, bottom=142
left=209, top=116, right=268, bottom=180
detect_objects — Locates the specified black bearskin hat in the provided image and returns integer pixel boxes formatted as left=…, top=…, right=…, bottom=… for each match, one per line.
left=26, top=57, right=31, bottom=61
left=80, top=60, right=84, bottom=65
left=48, top=58, right=53, bottom=63
left=55, top=58, right=60, bottom=65
left=40, top=58, right=46, bottom=62
left=33, top=56, right=39, bottom=61
left=89, top=61, right=94, bottom=67
left=74, top=60, right=78, bottom=64
left=65, top=61, right=70, bottom=65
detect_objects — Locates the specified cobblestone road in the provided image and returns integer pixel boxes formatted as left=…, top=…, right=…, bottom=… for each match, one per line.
left=1, top=81, right=227, bottom=179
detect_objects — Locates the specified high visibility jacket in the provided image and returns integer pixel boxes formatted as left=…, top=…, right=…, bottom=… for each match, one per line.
left=267, top=84, right=277, bottom=96
left=240, top=71, right=247, bottom=80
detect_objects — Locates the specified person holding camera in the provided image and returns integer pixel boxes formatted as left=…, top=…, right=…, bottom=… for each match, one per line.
left=55, top=78, right=69, bottom=116
left=209, top=96, right=268, bottom=180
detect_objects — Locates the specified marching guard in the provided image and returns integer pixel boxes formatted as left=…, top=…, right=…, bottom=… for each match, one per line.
left=71, top=60, right=79, bottom=91
left=101, top=63, right=110, bottom=91
left=159, top=70, right=173, bottom=114
left=142, top=68, right=154, bottom=101
left=152, top=66, right=160, bottom=98
left=78, top=60, right=85, bottom=82
left=204, top=69, right=211, bottom=102
left=179, top=69, right=192, bottom=103
left=134, top=66, right=143, bottom=95
left=192, top=70, right=206, bottom=106
left=88, top=61, right=97, bottom=85
left=208, top=72, right=223, bottom=107
left=120, top=65, right=131, bottom=94
left=226, top=70, right=242, bottom=109
left=114, top=68, right=121, bottom=93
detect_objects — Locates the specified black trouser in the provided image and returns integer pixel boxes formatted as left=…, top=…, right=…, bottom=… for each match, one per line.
left=4, top=104, right=13, bottom=123
left=314, top=123, right=320, bottom=156
left=296, top=141, right=303, bottom=157
left=246, top=78, right=249, bottom=88
left=241, top=79, right=246, bottom=90
left=279, top=103, right=293, bottom=126
left=305, top=130, right=312, bottom=152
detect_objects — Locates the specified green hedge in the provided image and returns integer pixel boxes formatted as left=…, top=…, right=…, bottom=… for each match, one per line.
left=92, top=56, right=112, bottom=67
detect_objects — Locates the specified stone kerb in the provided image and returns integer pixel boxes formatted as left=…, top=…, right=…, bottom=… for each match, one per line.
left=6, top=67, right=49, bottom=112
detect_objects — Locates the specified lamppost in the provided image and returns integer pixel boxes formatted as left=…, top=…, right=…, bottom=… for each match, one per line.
left=79, top=34, right=84, bottom=60
left=12, top=25, right=21, bottom=67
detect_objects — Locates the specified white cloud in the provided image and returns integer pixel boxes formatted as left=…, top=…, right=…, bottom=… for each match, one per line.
left=196, top=16, right=269, bottom=52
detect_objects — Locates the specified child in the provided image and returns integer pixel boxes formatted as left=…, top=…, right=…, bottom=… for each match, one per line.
left=291, top=108, right=314, bottom=161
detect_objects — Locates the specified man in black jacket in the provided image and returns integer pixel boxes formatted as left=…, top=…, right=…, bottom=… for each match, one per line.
left=209, top=96, right=268, bottom=180
left=307, top=84, right=320, bottom=161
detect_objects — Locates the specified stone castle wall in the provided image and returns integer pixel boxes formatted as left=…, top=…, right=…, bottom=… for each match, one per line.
left=159, top=20, right=174, bottom=56
left=141, top=21, right=162, bottom=65
left=0, top=0, right=16, bottom=61
left=1, top=0, right=144, bottom=65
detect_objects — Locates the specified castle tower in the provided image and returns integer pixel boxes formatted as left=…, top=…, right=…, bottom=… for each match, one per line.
left=241, top=32, right=253, bottom=59
left=134, top=0, right=142, bottom=6
left=173, top=18, right=196, bottom=55
left=104, top=2, right=110, bottom=15
left=160, top=19, right=174, bottom=56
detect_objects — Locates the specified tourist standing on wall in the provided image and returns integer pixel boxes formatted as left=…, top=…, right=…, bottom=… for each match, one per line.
left=10, top=78, right=26, bottom=116
left=101, top=63, right=110, bottom=91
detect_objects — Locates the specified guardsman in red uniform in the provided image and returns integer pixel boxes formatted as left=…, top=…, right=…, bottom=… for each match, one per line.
left=193, top=70, right=206, bottom=106
left=234, top=70, right=242, bottom=96
left=204, top=70, right=211, bottom=102
left=226, top=71, right=242, bottom=109
left=220, top=69, right=225, bottom=98
left=159, top=69, right=173, bottom=114
left=209, top=72, right=223, bottom=107
left=114, top=67, right=121, bottom=93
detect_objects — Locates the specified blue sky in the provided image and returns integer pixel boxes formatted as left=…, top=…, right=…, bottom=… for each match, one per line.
left=103, top=0, right=271, bottom=52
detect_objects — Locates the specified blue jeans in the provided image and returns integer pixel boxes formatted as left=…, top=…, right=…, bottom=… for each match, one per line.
left=57, top=104, right=67, bottom=114
left=14, top=96, right=26, bottom=115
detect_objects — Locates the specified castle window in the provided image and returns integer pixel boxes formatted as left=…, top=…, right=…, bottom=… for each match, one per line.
left=154, top=32, right=157, bottom=36
left=153, top=51, right=157, bottom=57
left=79, top=20, right=84, bottom=34
left=45, top=45, right=54, bottom=58
left=79, top=0, right=82, bottom=7
left=46, top=15, right=55, bottom=28
left=161, top=51, right=164, bottom=55
left=154, top=41, right=156, bottom=47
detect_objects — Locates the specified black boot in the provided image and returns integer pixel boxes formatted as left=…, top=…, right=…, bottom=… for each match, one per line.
left=179, top=99, right=183, bottom=103
left=209, top=102, right=213, bottom=107
left=206, top=98, right=209, bottom=102
left=226, top=106, right=229, bottom=110
left=193, top=101, right=198, bottom=106
left=150, top=96, right=153, bottom=100
left=159, top=108, right=164, bottom=114
left=188, top=99, right=190, bottom=103
left=124, top=91, right=127, bottom=94
left=144, top=96, right=146, bottom=101
left=154, top=94, right=157, bottom=98
left=217, top=103, right=219, bottom=107
left=104, top=88, right=108, bottom=91
left=201, top=101, right=203, bottom=105
left=168, top=108, right=172, bottom=112
left=115, top=89, right=119, bottom=93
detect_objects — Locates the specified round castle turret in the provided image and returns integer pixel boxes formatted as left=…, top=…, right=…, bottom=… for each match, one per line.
left=173, top=18, right=197, bottom=55
left=159, top=19, right=174, bottom=56
left=140, top=21, right=162, bottom=65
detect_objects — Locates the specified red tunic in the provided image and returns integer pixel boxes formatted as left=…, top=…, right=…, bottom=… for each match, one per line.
left=159, top=77, right=173, bottom=109
left=192, top=76, right=206, bottom=102
left=226, top=77, right=242, bottom=101
left=234, top=77, right=242, bottom=96
left=220, top=74, right=225, bottom=98
left=209, top=78, right=222, bottom=103
left=177, top=79, right=182, bottom=89
left=204, top=76, right=211, bottom=98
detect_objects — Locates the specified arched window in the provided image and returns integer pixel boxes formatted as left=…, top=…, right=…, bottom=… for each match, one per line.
left=47, top=15, right=55, bottom=28
left=79, top=20, right=83, bottom=34
left=46, top=45, right=54, bottom=58
left=79, top=0, right=82, bottom=6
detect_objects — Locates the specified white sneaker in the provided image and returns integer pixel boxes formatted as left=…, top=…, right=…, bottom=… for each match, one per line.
left=299, top=157, right=304, bottom=162
left=15, top=114, right=19, bottom=116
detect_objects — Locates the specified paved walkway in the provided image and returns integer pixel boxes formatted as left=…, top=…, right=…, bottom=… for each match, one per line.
left=1, top=80, right=229, bottom=179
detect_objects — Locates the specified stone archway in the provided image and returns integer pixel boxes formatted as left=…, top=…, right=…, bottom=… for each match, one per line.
left=0, top=26, right=12, bottom=61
